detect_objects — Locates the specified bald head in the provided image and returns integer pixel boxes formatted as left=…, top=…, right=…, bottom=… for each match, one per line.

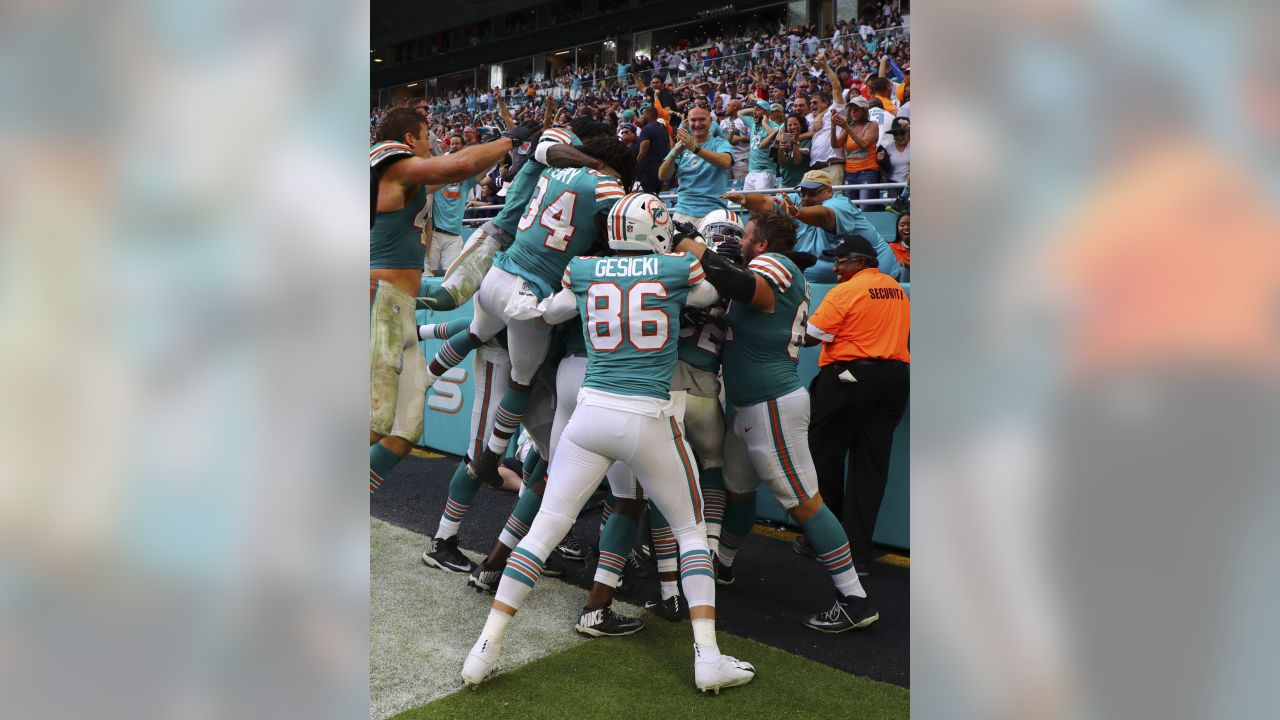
left=687, top=106, right=712, bottom=140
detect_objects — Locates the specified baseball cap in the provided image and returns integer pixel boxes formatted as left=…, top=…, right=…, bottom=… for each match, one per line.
left=617, top=122, right=637, bottom=134
left=822, top=234, right=878, bottom=260
left=849, top=96, right=870, bottom=108
left=769, top=102, right=784, bottom=113
left=798, top=170, right=833, bottom=190
left=639, top=104, right=655, bottom=115
left=887, top=122, right=910, bottom=135
left=755, top=99, right=771, bottom=111
left=620, top=109, right=636, bottom=121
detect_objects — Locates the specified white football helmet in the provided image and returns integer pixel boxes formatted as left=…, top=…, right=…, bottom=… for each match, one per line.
left=699, top=208, right=745, bottom=250
left=606, top=193, right=673, bottom=254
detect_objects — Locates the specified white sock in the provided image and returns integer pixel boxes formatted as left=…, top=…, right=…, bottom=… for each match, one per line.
left=692, top=619, right=720, bottom=661
left=660, top=580, right=679, bottom=600
left=481, top=607, right=512, bottom=644
left=435, top=517, right=461, bottom=541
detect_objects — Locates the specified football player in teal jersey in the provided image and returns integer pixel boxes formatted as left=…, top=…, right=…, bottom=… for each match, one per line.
left=426, top=137, right=636, bottom=492
left=462, top=193, right=756, bottom=694
left=672, top=210, right=880, bottom=634
left=369, top=108, right=538, bottom=494
left=643, top=208, right=742, bottom=621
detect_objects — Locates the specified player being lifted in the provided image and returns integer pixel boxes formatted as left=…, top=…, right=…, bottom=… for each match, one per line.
left=421, top=115, right=618, bottom=310
left=461, top=194, right=756, bottom=694
left=428, top=135, right=636, bottom=489
left=672, top=211, right=880, bottom=634
left=418, top=119, right=623, bottom=572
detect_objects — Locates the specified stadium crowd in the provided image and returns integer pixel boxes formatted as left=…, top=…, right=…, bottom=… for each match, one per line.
left=371, top=12, right=910, bottom=216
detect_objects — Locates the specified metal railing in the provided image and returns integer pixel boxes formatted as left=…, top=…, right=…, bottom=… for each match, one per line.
left=459, top=182, right=906, bottom=226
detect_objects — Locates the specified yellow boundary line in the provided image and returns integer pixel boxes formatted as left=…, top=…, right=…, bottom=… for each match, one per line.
left=751, top=522, right=909, bottom=569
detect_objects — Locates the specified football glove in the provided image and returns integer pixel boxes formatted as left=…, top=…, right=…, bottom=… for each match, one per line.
left=714, top=239, right=744, bottom=266
left=672, top=219, right=703, bottom=245
left=500, top=119, right=543, bottom=145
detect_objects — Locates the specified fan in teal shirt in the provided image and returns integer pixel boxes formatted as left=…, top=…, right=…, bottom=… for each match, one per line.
left=781, top=191, right=900, bottom=283
left=668, top=134, right=733, bottom=219
left=431, top=176, right=480, bottom=237
left=741, top=115, right=780, bottom=175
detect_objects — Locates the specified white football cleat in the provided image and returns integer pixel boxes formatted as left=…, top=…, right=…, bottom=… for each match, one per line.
left=694, top=646, right=756, bottom=694
left=461, top=634, right=501, bottom=686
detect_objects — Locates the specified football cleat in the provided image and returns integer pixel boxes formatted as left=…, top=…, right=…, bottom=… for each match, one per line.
left=541, top=554, right=565, bottom=577
left=792, top=535, right=816, bottom=559
left=643, top=594, right=687, bottom=622
left=461, top=634, right=501, bottom=686
left=802, top=593, right=880, bottom=633
left=468, top=564, right=502, bottom=594
left=713, top=555, right=735, bottom=586
left=465, top=451, right=503, bottom=489
left=623, top=548, right=651, bottom=579
left=555, top=531, right=588, bottom=562
left=694, top=646, right=756, bottom=694
left=574, top=604, right=645, bottom=637
left=422, top=536, right=474, bottom=574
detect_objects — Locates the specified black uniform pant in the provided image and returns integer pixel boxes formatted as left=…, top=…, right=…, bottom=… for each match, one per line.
left=808, top=359, right=909, bottom=570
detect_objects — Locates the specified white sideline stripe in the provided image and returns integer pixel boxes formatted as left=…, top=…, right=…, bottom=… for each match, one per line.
left=370, top=518, right=643, bottom=720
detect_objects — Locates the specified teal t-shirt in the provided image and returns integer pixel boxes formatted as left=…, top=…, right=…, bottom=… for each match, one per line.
left=491, top=127, right=582, bottom=235
left=673, top=135, right=732, bottom=218
left=563, top=252, right=706, bottom=400
left=493, top=166, right=625, bottom=299
left=741, top=115, right=780, bottom=174
left=722, top=253, right=809, bottom=407
left=431, top=176, right=479, bottom=236
left=785, top=192, right=899, bottom=283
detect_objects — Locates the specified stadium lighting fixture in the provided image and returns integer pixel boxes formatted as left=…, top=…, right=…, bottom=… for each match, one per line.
left=556, top=50, right=569, bottom=55
left=407, top=83, right=418, bottom=87
left=373, top=58, right=382, bottom=63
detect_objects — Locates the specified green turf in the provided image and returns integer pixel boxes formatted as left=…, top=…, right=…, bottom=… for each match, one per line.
left=388, top=617, right=909, bottom=720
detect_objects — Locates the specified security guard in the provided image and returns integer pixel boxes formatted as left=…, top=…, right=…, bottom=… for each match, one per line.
left=801, top=234, right=910, bottom=574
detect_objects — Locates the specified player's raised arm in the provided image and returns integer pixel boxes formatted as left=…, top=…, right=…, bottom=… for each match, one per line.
left=392, top=122, right=538, bottom=186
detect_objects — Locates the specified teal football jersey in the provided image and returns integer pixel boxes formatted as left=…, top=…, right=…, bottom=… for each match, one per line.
left=562, top=253, right=707, bottom=400
left=494, top=166, right=626, bottom=299
left=677, top=316, right=725, bottom=374
left=722, top=253, right=811, bottom=407
left=491, top=127, right=582, bottom=236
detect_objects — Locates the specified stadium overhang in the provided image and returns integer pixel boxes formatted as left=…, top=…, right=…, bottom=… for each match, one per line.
left=372, top=0, right=792, bottom=90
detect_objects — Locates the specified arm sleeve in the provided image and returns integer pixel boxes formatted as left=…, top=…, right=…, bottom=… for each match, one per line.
left=748, top=254, right=794, bottom=293
left=533, top=128, right=577, bottom=164
left=593, top=178, right=626, bottom=213
left=806, top=322, right=835, bottom=342
left=807, top=291, right=846, bottom=340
